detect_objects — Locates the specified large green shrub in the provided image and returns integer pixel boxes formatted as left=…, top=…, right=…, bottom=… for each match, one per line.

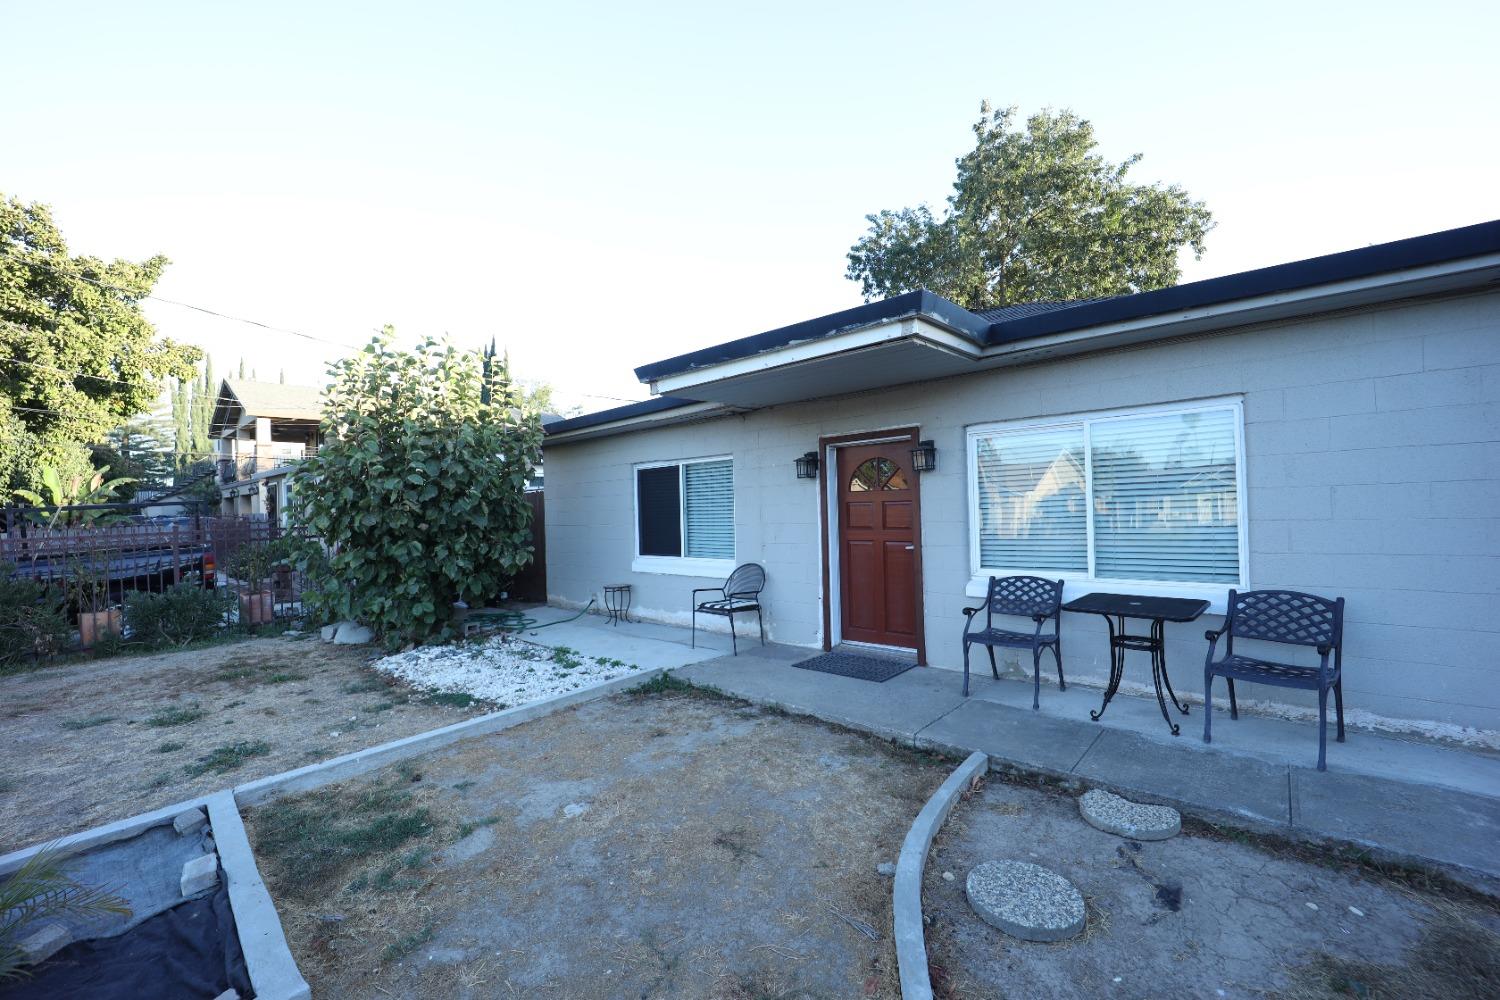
left=124, top=583, right=232, bottom=648
left=0, top=568, right=70, bottom=671
left=289, top=331, right=543, bottom=646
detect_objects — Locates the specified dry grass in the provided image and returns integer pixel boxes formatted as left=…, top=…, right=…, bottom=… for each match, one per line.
left=1277, top=905, right=1500, bottom=1000
left=0, top=636, right=488, bottom=852
left=247, top=691, right=951, bottom=999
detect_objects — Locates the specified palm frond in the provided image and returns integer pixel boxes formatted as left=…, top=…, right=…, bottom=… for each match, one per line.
left=0, top=843, right=131, bottom=980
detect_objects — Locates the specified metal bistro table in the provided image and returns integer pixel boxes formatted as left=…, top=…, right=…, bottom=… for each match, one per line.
left=1062, top=593, right=1210, bottom=736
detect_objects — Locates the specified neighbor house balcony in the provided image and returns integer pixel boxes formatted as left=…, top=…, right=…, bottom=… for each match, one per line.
left=217, top=444, right=317, bottom=484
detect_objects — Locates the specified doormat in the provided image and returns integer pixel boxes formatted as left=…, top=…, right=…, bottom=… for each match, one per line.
left=793, top=650, right=915, bottom=683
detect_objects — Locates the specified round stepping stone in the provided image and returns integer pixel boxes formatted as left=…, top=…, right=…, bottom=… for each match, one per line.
left=966, top=861, right=1086, bottom=942
left=1078, top=789, right=1180, bottom=841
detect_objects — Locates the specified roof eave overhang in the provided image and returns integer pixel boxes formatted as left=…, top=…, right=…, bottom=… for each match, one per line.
left=643, top=252, right=1500, bottom=406
left=633, top=289, right=990, bottom=386
left=645, top=316, right=984, bottom=398
left=543, top=401, right=740, bottom=444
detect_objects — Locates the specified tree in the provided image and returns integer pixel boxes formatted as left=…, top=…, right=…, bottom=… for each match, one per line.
left=0, top=196, right=200, bottom=494
left=98, top=416, right=176, bottom=490
left=845, top=104, right=1214, bottom=311
left=480, top=338, right=570, bottom=416
left=290, top=330, right=544, bottom=646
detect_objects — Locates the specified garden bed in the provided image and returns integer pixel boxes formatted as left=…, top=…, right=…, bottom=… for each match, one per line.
left=244, top=686, right=951, bottom=999
left=0, top=635, right=489, bottom=853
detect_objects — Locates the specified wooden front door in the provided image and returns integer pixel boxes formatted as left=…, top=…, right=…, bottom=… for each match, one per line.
left=837, top=443, right=918, bottom=648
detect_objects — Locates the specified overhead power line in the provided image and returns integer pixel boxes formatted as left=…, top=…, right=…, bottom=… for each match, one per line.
left=0, top=265, right=649, bottom=406
left=0, top=247, right=364, bottom=350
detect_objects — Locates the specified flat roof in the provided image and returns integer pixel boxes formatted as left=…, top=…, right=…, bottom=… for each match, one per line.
left=634, top=219, right=1500, bottom=385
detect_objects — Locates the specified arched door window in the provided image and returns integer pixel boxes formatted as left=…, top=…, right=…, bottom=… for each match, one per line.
left=848, top=457, right=909, bottom=492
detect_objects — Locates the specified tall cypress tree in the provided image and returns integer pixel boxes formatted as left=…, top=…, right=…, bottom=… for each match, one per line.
left=171, top=378, right=190, bottom=468
left=192, top=356, right=214, bottom=460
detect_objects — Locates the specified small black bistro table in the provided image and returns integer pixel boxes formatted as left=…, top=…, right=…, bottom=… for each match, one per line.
left=1061, top=593, right=1210, bottom=736
left=602, top=584, right=632, bottom=626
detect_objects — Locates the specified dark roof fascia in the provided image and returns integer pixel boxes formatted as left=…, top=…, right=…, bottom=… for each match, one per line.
left=633, top=290, right=990, bottom=384
left=543, top=396, right=703, bottom=436
left=986, top=219, right=1500, bottom=345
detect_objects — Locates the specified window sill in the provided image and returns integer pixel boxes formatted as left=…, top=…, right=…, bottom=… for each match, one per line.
left=632, top=556, right=736, bottom=579
left=966, top=576, right=1236, bottom=615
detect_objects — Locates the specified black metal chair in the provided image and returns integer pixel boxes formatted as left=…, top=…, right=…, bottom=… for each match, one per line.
left=1203, top=589, right=1346, bottom=771
left=961, top=575, right=1065, bottom=709
left=691, top=563, right=766, bottom=655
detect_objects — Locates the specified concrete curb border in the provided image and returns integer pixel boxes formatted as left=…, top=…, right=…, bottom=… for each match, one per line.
left=235, top=666, right=666, bottom=804
left=0, top=794, right=205, bottom=877
left=207, top=791, right=310, bottom=1000
left=2, top=664, right=668, bottom=996
left=894, top=750, right=989, bottom=1000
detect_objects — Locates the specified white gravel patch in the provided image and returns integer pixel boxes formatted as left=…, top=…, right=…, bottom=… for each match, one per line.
left=371, top=635, right=645, bottom=708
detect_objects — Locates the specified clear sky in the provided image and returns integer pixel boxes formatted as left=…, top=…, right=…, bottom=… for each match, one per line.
left=5, top=0, right=1498, bottom=411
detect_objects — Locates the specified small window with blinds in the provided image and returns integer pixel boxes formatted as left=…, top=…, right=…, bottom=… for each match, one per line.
left=635, top=457, right=735, bottom=563
left=968, top=401, right=1245, bottom=587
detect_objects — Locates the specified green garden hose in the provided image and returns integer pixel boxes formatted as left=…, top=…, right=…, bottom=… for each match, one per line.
left=465, top=599, right=596, bottom=633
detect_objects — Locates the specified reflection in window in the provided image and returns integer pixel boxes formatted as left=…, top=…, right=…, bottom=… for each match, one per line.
left=849, top=458, right=908, bottom=492
left=971, top=404, right=1242, bottom=584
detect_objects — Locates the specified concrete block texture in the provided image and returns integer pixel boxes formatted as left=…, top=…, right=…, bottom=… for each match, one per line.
left=544, top=290, right=1500, bottom=731
left=173, top=807, right=207, bottom=836
left=181, top=852, right=219, bottom=897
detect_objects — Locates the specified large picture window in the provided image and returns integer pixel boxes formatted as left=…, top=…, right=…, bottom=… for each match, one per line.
left=968, top=400, right=1245, bottom=591
left=634, top=456, right=735, bottom=573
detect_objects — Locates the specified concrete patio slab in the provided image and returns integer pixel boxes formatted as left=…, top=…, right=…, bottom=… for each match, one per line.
left=675, top=647, right=967, bottom=742
left=913, top=698, right=1100, bottom=776
left=962, top=671, right=1500, bottom=800
left=1291, top=769, right=1500, bottom=889
left=513, top=604, right=730, bottom=668
left=517, top=608, right=1500, bottom=890
left=1073, top=728, right=1291, bottom=830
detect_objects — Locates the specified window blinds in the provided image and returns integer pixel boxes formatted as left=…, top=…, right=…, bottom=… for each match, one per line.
left=975, top=425, right=1089, bottom=573
left=973, top=404, right=1241, bottom=585
left=683, top=459, right=734, bottom=560
left=1090, top=409, right=1239, bottom=583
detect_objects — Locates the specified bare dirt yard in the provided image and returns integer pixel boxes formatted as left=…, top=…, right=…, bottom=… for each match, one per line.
left=924, top=776, right=1500, bottom=1000
left=244, top=683, right=952, bottom=999
left=0, top=635, right=488, bottom=853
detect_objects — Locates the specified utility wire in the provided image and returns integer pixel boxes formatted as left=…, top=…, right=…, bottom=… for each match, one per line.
left=0, top=248, right=364, bottom=350
left=4, top=265, right=651, bottom=407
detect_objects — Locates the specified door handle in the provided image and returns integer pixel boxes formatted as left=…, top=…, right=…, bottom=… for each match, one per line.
left=904, top=545, right=915, bottom=550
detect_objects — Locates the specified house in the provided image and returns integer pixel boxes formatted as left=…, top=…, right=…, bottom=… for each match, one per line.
left=541, top=220, right=1500, bottom=736
left=210, top=379, right=322, bottom=522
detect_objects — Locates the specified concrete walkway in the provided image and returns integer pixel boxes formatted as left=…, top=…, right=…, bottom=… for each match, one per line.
left=513, top=609, right=1500, bottom=892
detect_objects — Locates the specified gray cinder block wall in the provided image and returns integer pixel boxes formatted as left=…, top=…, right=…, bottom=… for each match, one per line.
left=544, top=290, right=1500, bottom=732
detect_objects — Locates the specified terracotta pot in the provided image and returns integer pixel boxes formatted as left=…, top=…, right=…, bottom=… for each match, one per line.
left=239, top=591, right=274, bottom=625
left=79, top=608, right=122, bottom=649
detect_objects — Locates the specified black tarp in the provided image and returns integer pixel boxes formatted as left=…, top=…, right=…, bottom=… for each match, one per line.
left=2, top=882, right=253, bottom=1000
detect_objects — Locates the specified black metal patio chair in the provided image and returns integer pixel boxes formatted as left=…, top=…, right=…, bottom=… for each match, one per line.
left=691, top=563, right=766, bottom=655
left=1203, top=589, right=1346, bottom=771
left=961, top=575, right=1065, bottom=709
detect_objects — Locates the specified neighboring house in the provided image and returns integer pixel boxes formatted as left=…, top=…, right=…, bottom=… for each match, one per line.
left=541, top=220, right=1500, bottom=735
left=210, top=379, right=323, bottom=522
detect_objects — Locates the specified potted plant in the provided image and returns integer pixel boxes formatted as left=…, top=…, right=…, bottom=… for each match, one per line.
left=67, top=562, right=119, bottom=649
left=225, top=542, right=275, bottom=626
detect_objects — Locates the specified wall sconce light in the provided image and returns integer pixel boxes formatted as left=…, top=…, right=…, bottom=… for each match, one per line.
left=795, top=451, right=820, bottom=480
left=910, top=439, right=937, bottom=473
